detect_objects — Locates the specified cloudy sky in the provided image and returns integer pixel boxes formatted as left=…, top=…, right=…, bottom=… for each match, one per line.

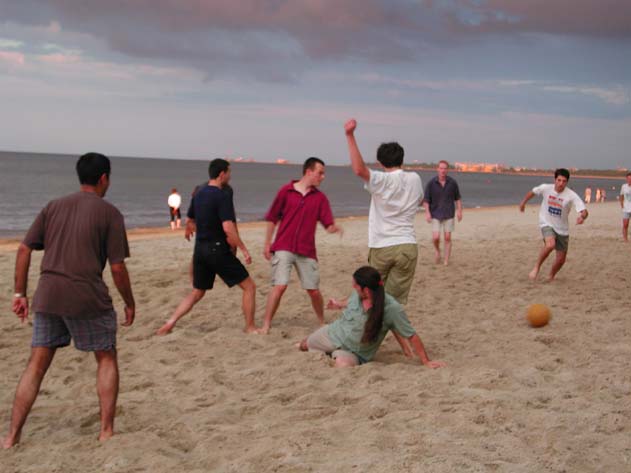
left=1, top=0, right=630, bottom=168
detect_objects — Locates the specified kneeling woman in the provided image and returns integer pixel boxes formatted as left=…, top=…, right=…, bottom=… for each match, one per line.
left=299, top=266, right=445, bottom=369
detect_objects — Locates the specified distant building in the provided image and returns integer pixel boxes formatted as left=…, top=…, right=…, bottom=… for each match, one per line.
left=454, top=162, right=505, bottom=173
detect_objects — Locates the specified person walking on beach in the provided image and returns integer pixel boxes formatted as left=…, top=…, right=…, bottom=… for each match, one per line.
left=258, top=157, right=342, bottom=334
left=3, top=152, right=136, bottom=448
left=157, top=159, right=257, bottom=335
left=619, top=173, right=631, bottom=242
left=584, top=186, right=592, bottom=204
left=168, top=188, right=182, bottom=230
left=519, top=168, right=588, bottom=282
left=344, top=119, right=423, bottom=304
left=298, top=266, right=445, bottom=369
left=422, top=160, right=463, bottom=265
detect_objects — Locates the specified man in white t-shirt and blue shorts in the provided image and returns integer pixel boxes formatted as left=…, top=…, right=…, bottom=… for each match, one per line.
left=519, top=168, right=588, bottom=282
left=619, top=172, right=631, bottom=242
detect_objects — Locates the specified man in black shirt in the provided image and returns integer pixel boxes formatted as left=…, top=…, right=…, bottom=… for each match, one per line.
left=157, top=159, right=257, bottom=334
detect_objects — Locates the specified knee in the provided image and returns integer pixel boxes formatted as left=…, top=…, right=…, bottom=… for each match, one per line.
left=334, top=357, right=356, bottom=368
left=273, top=284, right=288, bottom=296
left=306, top=289, right=321, bottom=298
left=444, top=233, right=452, bottom=243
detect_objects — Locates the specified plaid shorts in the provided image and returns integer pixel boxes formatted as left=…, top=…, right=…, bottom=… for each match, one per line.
left=32, top=311, right=117, bottom=352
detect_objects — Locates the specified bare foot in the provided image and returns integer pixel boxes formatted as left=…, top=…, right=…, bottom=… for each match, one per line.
left=156, top=320, right=176, bottom=335
left=443, top=259, right=449, bottom=266
left=2, top=434, right=20, bottom=449
left=296, top=339, right=308, bottom=351
left=243, top=326, right=259, bottom=334
left=546, top=275, right=556, bottom=283
left=98, top=430, right=114, bottom=442
left=528, top=267, right=539, bottom=281
left=255, top=326, right=270, bottom=335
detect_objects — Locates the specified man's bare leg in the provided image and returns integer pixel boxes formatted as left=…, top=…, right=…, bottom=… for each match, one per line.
left=3, top=347, right=56, bottom=449
left=443, top=232, right=452, bottom=266
left=432, top=232, right=441, bottom=264
left=529, top=238, right=555, bottom=280
left=238, top=277, right=257, bottom=333
left=257, top=285, right=287, bottom=334
left=547, top=250, right=567, bottom=282
left=623, top=219, right=629, bottom=242
left=94, top=349, right=118, bottom=442
left=306, top=289, right=325, bottom=325
left=157, top=288, right=206, bottom=335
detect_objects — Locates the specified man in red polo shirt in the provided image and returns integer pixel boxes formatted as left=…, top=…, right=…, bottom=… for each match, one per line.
left=258, top=157, right=342, bottom=334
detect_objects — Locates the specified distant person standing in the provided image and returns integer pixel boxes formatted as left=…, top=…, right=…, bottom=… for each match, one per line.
left=344, top=119, right=423, bottom=305
left=157, top=159, right=257, bottom=335
left=519, top=168, right=588, bottom=282
left=595, top=188, right=602, bottom=203
left=584, top=186, right=592, bottom=204
left=168, top=188, right=182, bottom=230
left=619, top=173, right=631, bottom=242
left=258, top=157, right=342, bottom=334
left=3, top=152, right=136, bottom=448
left=422, top=160, right=463, bottom=265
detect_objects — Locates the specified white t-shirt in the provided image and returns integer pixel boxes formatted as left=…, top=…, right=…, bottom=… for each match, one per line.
left=167, top=192, right=181, bottom=209
left=533, top=184, right=586, bottom=235
left=619, top=183, right=631, bottom=212
left=365, top=169, right=423, bottom=248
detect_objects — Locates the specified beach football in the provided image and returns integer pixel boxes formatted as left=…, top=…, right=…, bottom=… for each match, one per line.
left=526, top=304, right=551, bottom=327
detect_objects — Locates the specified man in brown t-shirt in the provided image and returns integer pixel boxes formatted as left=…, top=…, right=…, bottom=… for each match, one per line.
left=3, top=153, right=135, bottom=449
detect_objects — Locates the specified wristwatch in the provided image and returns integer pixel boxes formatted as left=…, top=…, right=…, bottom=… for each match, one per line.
left=14, top=293, right=25, bottom=298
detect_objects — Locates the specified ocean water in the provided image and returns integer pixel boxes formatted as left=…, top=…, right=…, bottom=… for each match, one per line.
left=0, top=151, right=623, bottom=238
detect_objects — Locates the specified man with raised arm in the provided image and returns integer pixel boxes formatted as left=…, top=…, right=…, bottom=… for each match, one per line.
left=519, top=168, right=588, bottom=282
left=258, top=157, right=342, bottom=334
left=3, top=152, right=135, bottom=448
left=157, top=159, right=257, bottom=335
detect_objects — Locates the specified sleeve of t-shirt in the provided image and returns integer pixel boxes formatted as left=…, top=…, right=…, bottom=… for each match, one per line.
left=388, top=304, right=416, bottom=338
left=218, top=191, right=236, bottom=222
left=187, top=195, right=196, bottom=220
left=364, top=170, right=388, bottom=196
left=264, top=190, right=285, bottom=224
left=454, top=181, right=462, bottom=201
left=318, top=194, right=335, bottom=228
left=22, top=206, right=47, bottom=251
left=572, top=192, right=587, bottom=213
left=620, top=186, right=625, bottom=196
left=422, top=180, right=431, bottom=204
left=107, top=210, right=130, bottom=264
left=532, top=184, right=547, bottom=195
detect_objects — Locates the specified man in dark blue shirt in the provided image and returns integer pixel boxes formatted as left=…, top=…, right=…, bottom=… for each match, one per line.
left=422, top=160, right=463, bottom=266
left=157, top=159, right=257, bottom=335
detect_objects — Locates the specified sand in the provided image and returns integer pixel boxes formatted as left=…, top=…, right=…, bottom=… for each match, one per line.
left=1, top=202, right=630, bottom=472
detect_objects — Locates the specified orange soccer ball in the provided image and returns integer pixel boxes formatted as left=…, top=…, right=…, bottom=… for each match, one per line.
left=526, top=304, right=551, bottom=327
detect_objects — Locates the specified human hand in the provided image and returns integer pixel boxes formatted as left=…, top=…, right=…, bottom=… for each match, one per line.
left=243, top=249, right=252, bottom=265
left=12, top=296, right=29, bottom=322
left=425, top=214, right=432, bottom=223
left=344, top=119, right=357, bottom=135
left=326, top=298, right=343, bottom=310
left=519, top=203, right=525, bottom=213
left=457, top=210, right=463, bottom=222
left=122, top=305, right=135, bottom=327
left=184, top=220, right=196, bottom=241
left=263, top=244, right=272, bottom=261
left=576, top=215, right=585, bottom=225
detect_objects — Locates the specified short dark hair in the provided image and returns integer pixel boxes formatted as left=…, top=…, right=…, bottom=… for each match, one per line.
left=554, top=168, right=570, bottom=180
left=208, top=158, right=230, bottom=179
left=303, top=157, right=325, bottom=175
left=76, top=152, right=110, bottom=185
left=626, top=172, right=631, bottom=177
left=377, top=142, right=404, bottom=168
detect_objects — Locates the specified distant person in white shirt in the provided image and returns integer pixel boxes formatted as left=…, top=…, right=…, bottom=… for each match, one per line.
left=584, top=186, right=592, bottom=204
left=167, top=188, right=182, bottom=230
left=519, top=168, right=588, bottom=282
left=344, top=119, right=423, bottom=305
left=619, top=173, right=631, bottom=242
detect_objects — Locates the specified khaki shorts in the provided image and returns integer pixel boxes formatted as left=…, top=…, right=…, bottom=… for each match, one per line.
left=432, top=218, right=455, bottom=233
left=271, top=250, right=320, bottom=289
left=306, top=326, right=360, bottom=365
left=541, top=226, right=569, bottom=252
left=368, top=243, right=418, bottom=305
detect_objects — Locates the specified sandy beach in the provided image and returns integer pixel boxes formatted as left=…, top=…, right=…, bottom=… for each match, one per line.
left=1, top=202, right=630, bottom=472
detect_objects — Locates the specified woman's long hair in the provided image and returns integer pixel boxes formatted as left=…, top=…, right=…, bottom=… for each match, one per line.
left=354, top=266, right=385, bottom=344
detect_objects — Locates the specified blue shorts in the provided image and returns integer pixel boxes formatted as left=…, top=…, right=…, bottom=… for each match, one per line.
left=32, top=311, right=117, bottom=352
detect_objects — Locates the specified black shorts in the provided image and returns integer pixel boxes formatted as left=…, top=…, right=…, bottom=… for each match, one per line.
left=169, top=207, right=181, bottom=221
left=193, top=241, right=249, bottom=290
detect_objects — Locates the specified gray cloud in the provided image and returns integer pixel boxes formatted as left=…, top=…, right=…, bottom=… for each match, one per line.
left=1, top=0, right=630, bottom=81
